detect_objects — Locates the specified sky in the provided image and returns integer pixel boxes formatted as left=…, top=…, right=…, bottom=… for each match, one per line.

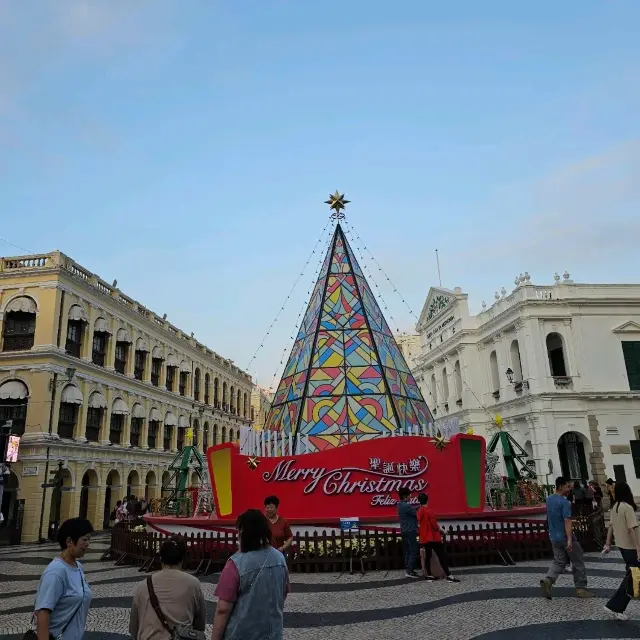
left=1, top=1, right=639, bottom=390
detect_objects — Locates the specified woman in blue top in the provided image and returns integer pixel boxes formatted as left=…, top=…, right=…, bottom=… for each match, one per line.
left=34, top=517, right=94, bottom=640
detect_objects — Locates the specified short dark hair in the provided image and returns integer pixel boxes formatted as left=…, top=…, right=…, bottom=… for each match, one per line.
left=237, top=509, right=272, bottom=552
left=160, top=536, right=186, bottom=566
left=555, top=476, right=569, bottom=490
left=264, top=495, right=280, bottom=508
left=398, top=487, right=410, bottom=500
left=606, top=478, right=615, bottom=486
left=417, top=493, right=428, bottom=505
left=57, top=518, right=94, bottom=550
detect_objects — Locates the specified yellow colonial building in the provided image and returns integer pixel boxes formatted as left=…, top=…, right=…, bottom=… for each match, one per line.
left=0, top=251, right=253, bottom=543
left=250, top=386, right=273, bottom=431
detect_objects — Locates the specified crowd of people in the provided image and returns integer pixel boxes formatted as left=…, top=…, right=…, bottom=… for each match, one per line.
left=24, top=479, right=639, bottom=639
left=541, top=476, right=640, bottom=621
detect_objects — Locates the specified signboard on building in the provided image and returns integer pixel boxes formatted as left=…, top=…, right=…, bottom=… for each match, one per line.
left=207, top=434, right=485, bottom=522
left=22, top=466, right=39, bottom=477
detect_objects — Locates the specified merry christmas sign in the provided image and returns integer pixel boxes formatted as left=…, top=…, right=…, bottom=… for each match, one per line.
left=206, top=434, right=485, bottom=522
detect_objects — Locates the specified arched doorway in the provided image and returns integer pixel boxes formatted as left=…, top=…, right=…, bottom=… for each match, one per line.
left=104, top=469, right=121, bottom=529
left=127, top=470, right=141, bottom=499
left=48, top=468, right=73, bottom=535
left=79, top=469, right=99, bottom=521
left=0, top=469, right=19, bottom=525
left=558, top=432, right=590, bottom=481
left=145, top=470, right=157, bottom=501
left=161, top=471, right=171, bottom=498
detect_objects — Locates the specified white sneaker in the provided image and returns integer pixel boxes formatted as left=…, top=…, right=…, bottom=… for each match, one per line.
left=604, top=606, right=629, bottom=621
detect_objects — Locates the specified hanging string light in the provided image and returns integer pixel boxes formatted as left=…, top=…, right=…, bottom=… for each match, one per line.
left=246, top=220, right=334, bottom=376
left=265, top=229, right=335, bottom=392
left=344, top=219, right=496, bottom=426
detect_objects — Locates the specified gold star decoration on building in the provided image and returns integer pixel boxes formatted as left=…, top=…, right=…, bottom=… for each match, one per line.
left=431, top=434, right=449, bottom=452
left=247, top=456, right=261, bottom=470
left=494, top=414, right=503, bottom=430
left=467, top=427, right=475, bottom=436
left=325, top=191, right=350, bottom=219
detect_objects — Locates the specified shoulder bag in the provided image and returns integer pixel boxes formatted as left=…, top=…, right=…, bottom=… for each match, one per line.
left=23, top=572, right=86, bottom=640
left=146, top=576, right=205, bottom=640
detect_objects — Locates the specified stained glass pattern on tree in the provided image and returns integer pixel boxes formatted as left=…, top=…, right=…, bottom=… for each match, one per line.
left=384, top=367, right=407, bottom=396
left=300, top=397, right=349, bottom=450
left=400, top=371, right=422, bottom=400
left=345, top=365, right=385, bottom=394
left=393, top=396, right=420, bottom=433
left=330, top=235, right=350, bottom=274
left=347, top=395, right=397, bottom=437
left=320, top=275, right=365, bottom=330
left=265, top=222, right=434, bottom=442
left=343, top=330, right=377, bottom=366
left=297, top=277, right=325, bottom=340
left=307, top=367, right=345, bottom=396
left=356, top=276, right=393, bottom=337
left=312, top=331, right=344, bottom=368
left=373, top=332, right=411, bottom=373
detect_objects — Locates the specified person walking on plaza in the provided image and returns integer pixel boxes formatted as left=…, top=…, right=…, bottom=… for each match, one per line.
left=129, top=536, right=206, bottom=640
left=264, top=495, right=293, bottom=556
left=417, top=493, right=460, bottom=583
left=540, top=476, right=594, bottom=599
left=32, top=517, right=94, bottom=640
left=398, top=487, right=420, bottom=578
left=606, top=478, right=616, bottom=508
left=212, top=509, right=290, bottom=640
left=602, top=481, right=640, bottom=621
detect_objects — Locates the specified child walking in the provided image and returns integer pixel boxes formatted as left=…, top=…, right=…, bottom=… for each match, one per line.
left=417, top=493, right=459, bottom=583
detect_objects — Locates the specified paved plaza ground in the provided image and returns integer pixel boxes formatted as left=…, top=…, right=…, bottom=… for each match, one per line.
left=1, top=536, right=639, bottom=639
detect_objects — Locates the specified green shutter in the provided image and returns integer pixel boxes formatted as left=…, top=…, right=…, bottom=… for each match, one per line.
left=621, top=342, right=640, bottom=391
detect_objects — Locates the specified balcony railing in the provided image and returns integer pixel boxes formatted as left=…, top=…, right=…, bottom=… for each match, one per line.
left=66, top=340, right=82, bottom=358
left=92, top=351, right=105, bottom=367
left=86, top=426, right=100, bottom=443
left=2, top=334, right=35, bottom=351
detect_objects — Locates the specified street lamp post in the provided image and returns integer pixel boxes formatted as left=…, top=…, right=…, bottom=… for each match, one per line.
left=38, top=367, right=76, bottom=543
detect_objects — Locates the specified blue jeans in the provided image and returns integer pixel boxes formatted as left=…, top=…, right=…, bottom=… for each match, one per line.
left=402, top=532, right=419, bottom=572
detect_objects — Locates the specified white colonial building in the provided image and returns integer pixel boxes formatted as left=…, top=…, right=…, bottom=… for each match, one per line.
left=413, top=273, right=640, bottom=495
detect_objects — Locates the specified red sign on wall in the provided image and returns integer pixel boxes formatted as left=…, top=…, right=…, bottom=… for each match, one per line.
left=207, top=434, right=485, bottom=522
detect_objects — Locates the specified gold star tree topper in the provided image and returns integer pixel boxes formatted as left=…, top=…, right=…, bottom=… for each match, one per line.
left=325, top=191, right=350, bottom=219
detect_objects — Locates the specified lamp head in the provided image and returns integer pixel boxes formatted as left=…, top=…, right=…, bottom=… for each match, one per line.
left=65, top=366, right=76, bottom=381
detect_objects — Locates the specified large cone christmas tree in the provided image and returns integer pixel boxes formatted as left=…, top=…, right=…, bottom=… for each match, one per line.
left=265, top=218, right=434, bottom=452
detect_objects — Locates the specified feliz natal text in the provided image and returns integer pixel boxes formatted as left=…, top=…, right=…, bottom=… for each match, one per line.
left=262, top=457, right=429, bottom=502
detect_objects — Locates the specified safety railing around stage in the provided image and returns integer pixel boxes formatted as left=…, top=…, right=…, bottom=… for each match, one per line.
left=104, top=511, right=604, bottom=574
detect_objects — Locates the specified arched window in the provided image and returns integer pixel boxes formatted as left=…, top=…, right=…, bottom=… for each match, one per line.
left=86, top=391, right=107, bottom=442
left=213, top=424, right=218, bottom=445
left=546, top=333, right=568, bottom=377
left=251, top=407, right=256, bottom=421
left=2, top=296, right=37, bottom=351
left=430, top=374, right=438, bottom=405
left=229, top=428, right=234, bottom=442
left=442, top=367, right=449, bottom=402
left=58, top=384, right=83, bottom=439
left=194, top=368, right=201, bottom=402
left=489, top=351, right=500, bottom=395
left=214, top=378, right=220, bottom=408
left=92, top=317, right=111, bottom=367
left=244, top=393, right=248, bottom=418
left=221, top=426, right=227, bottom=443
left=453, top=360, right=462, bottom=402
left=66, top=305, right=88, bottom=357
left=203, top=422, right=209, bottom=450
left=230, top=386, right=235, bottom=414
left=0, top=379, right=29, bottom=437
left=222, top=382, right=228, bottom=411
left=109, top=398, right=128, bottom=445
left=510, top=339, right=523, bottom=382
left=193, top=419, right=199, bottom=447
left=237, top=390, right=242, bottom=417
left=204, top=373, right=211, bottom=405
